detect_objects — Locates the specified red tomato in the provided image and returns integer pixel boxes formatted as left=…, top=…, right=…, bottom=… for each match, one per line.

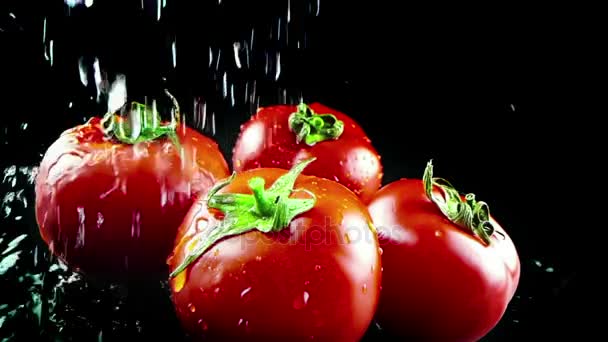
left=368, top=161, right=520, bottom=341
left=167, top=159, right=381, bottom=341
left=35, top=102, right=230, bottom=280
left=232, top=102, right=382, bottom=203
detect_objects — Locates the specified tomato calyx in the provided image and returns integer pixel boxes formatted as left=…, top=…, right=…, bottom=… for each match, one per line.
left=423, top=160, right=502, bottom=246
left=100, top=89, right=181, bottom=148
left=288, top=102, right=344, bottom=146
left=169, top=158, right=318, bottom=278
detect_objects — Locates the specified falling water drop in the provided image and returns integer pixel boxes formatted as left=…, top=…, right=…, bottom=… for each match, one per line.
left=211, top=112, right=216, bottom=136
left=230, top=84, right=236, bottom=107
left=96, top=212, right=104, bottom=229
left=215, top=49, right=222, bottom=71
left=222, top=72, right=228, bottom=98
left=275, top=52, right=281, bottom=81
left=314, top=265, right=321, bottom=271
left=172, top=39, right=177, bottom=67
left=131, top=211, right=141, bottom=238
left=199, top=319, right=208, bottom=331
left=240, top=286, right=252, bottom=299
left=293, top=291, right=310, bottom=309
left=75, top=207, right=86, bottom=248
left=42, top=17, right=46, bottom=43
left=208, top=46, right=214, bottom=68
left=362, top=284, right=368, bottom=294
left=287, top=0, right=291, bottom=23
left=49, top=40, right=54, bottom=66
left=233, top=42, right=242, bottom=69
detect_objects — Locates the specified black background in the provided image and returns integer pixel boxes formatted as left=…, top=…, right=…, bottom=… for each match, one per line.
left=0, top=0, right=593, bottom=340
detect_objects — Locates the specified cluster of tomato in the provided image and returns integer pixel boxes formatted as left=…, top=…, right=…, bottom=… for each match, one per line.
left=34, top=100, right=520, bottom=341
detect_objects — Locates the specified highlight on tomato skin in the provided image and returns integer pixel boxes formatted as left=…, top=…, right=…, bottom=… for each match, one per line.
left=34, top=111, right=230, bottom=281
left=232, top=102, right=383, bottom=203
left=167, top=159, right=382, bottom=342
left=367, top=161, right=521, bottom=342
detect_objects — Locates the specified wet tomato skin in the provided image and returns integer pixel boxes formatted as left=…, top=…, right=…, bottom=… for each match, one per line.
left=168, top=168, right=381, bottom=341
left=35, top=118, right=230, bottom=280
left=232, top=103, right=383, bottom=203
left=368, top=179, right=520, bottom=342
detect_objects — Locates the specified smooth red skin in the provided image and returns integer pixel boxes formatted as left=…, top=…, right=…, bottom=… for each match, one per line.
left=168, top=168, right=381, bottom=342
left=368, top=179, right=520, bottom=342
left=34, top=118, right=230, bottom=280
left=232, top=103, right=383, bottom=203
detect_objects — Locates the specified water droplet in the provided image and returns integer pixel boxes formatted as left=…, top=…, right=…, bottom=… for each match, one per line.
left=381, top=267, right=384, bottom=272
left=362, top=284, right=368, bottom=294
left=304, top=280, right=310, bottom=286
left=96, top=212, right=104, bottom=229
left=434, top=230, right=443, bottom=237
left=545, top=267, right=554, bottom=273
left=255, top=255, right=262, bottom=262
left=188, top=303, right=196, bottom=312
left=198, top=318, right=208, bottom=331
left=314, top=265, right=321, bottom=271
left=20, top=123, right=28, bottom=130
left=293, top=291, right=310, bottom=309
left=379, top=247, right=383, bottom=255
left=534, top=260, right=542, bottom=267
left=240, top=286, right=252, bottom=298
left=238, top=318, right=249, bottom=327
left=214, top=287, right=221, bottom=295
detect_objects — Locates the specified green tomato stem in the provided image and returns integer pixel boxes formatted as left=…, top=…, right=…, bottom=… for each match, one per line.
left=288, top=102, right=344, bottom=146
left=423, top=160, right=498, bottom=246
left=100, top=89, right=181, bottom=148
left=169, top=158, right=318, bottom=278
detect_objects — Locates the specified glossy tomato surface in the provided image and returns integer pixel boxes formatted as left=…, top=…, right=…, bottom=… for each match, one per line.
left=232, top=103, right=382, bottom=203
left=34, top=118, right=230, bottom=280
left=168, top=168, right=381, bottom=341
left=368, top=179, right=520, bottom=342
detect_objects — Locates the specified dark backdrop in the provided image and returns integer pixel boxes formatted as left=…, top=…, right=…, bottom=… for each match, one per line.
left=1, top=0, right=592, bottom=341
